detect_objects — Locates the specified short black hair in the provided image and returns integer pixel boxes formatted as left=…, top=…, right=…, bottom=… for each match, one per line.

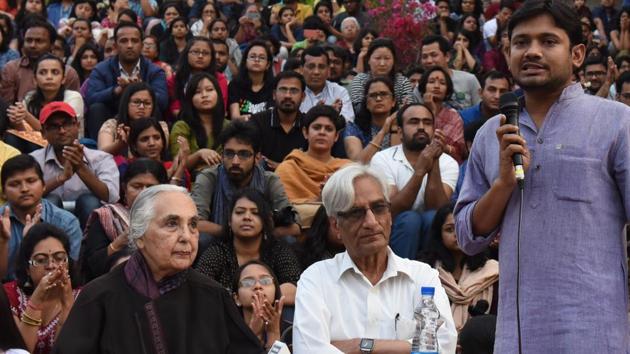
left=219, top=120, right=261, bottom=154
left=273, top=70, right=306, bottom=91
left=396, top=103, right=434, bottom=127
left=421, top=34, right=451, bottom=54
left=23, top=16, right=56, bottom=44
left=210, top=38, right=228, bottom=50
left=583, top=54, right=607, bottom=71
left=301, top=45, right=329, bottom=65
left=417, top=66, right=454, bottom=101
left=405, top=65, right=424, bottom=78
left=480, top=70, right=511, bottom=89
left=302, top=15, right=327, bottom=32
left=1, top=154, right=44, bottom=188
left=117, top=9, right=138, bottom=24
left=499, top=0, right=515, bottom=11
left=302, top=105, right=346, bottom=131
left=324, top=44, right=350, bottom=63
left=283, top=57, right=302, bottom=71
left=114, top=21, right=143, bottom=41
left=616, top=71, right=630, bottom=93
left=616, top=54, right=630, bottom=68
left=508, top=0, right=583, bottom=47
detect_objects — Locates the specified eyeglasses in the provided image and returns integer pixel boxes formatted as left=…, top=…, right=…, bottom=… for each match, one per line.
left=367, top=91, right=393, bottom=100
left=45, top=120, right=75, bottom=132
left=130, top=99, right=153, bottom=107
left=585, top=71, right=606, bottom=78
left=143, top=42, right=157, bottom=48
left=337, top=202, right=390, bottom=222
left=190, top=49, right=212, bottom=57
left=28, top=251, right=68, bottom=267
left=276, top=87, right=301, bottom=95
left=247, top=55, right=267, bottom=62
left=239, top=275, right=274, bottom=288
left=223, top=150, right=254, bottom=160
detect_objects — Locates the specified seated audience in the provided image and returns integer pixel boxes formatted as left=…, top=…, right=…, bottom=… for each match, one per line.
left=31, top=102, right=119, bottom=229
left=617, top=71, right=630, bottom=106
left=344, top=77, right=400, bottom=164
left=370, top=103, right=459, bottom=259
left=54, top=185, right=265, bottom=353
left=0, top=18, right=80, bottom=105
left=159, top=16, right=191, bottom=67
left=228, top=40, right=275, bottom=120
left=0, top=283, right=27, bottom=352
left=276, top=105, right=351, bottom=204
left=141, top=35, right=174, bottom=80
left=6, top=54, right=83, bottom=154
left=0, top=154, right=82, bottom=281
left=417, top=66, right=466, bottom=164
left=85, top=21, right=167, bottom=139
left=70, top=43, right=102, bottom=86
left=292, top=164, right=457, bottom=353
left=192, top=121, right=299, bottom=237
left=349, top=38, right=413, bottom=113
left=170, top=72, right=227, bottom=171
left=209, top=18, right=243, bottom=80
left=81, top=159, right=168, bottom=282
left=250, top=71, right=307, bottom=171
left=417, top=35, right=481, bottom=110
left=196, top=188, right=301, bottom=304
left=299, top=45, right=355, bottom=122
left=294, top=205, right=345, bottom=270
left=232, top=260, right=286, bottom=351
left=459, top=70, right=511, bottom=128
left=97, top=83, right=168, bottom=157
left=0, top=140, right=20, bottom=205
left=3, top=223, right=81, bottom=354
left=419, top=205, right=499, bottom=332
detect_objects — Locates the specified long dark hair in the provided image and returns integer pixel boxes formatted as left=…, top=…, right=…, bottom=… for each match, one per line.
left=117, top=82, right=158, bottom=125
left=295, top=205, right=344, bottom=269
left=364, top=37, right=398, bottom=81
left=70, top=42, right=103, bottom=83
left=15, top=0, right=48, bottom=28
left=174, top=36, right=217, bottom=101
left=0, top=287, right=26, bottom=350
left=419, top=205, right=489, bottom=272
left=0, top=15, right=13, bottom=53
left=455, top=0, right=482, bottom=19
left=27, top=54, right=66, bottom=120
left=355, top=76, right=397, bottom=136
left=120, top=157, right=168, bottom=204
left=233, top=39, right=274, bottom=90
left=69, top=0, right=99, bottom=22
left=352, top=28, right=378, bottom=58
left=177, top=72, right=225, bottom=150
left=15, top=223, right=80, bottom=296
left=231, top=259, right=282, bottom=300
left=128, top=117, right=169, bottom=161
left=222, top=188, right=275, bottom=253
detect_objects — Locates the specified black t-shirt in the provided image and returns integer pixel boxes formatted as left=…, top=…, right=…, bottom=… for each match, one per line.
left=249, top=108, right=307, bottom=165
left=227, top=79, right=273, bottom=116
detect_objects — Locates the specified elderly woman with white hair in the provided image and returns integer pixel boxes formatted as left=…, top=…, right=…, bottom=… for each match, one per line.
left=52, top=185, right=265, bottom=354
left=338, top=16, right=360, bottom=54
left=292, top=164, right=457, bottom=354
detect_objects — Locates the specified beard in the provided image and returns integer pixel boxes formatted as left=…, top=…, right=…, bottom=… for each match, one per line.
left=277, top=100, right=298, bottom=114
left=403, top=133, right=430, bottom=151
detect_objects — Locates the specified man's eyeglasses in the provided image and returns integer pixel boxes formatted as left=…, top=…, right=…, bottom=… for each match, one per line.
left=28, top=252, right=68, bottom=267
left=239, top=275, right=274, bottom=288
left=337, top=202, right=391, bottom=222
left=585, top=71, right=606, bottom=78
left=276, top=87, right=301, bottom=95
left=367, top=91, right=393, bottom=101
left=130, top=99, right=153, bottom=108
left=45, top=120, right=75, bottom=132
left=223, top=150, right=254, bottom=160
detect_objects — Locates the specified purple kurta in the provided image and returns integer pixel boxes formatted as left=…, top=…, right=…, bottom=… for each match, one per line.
left=455, top=83, right=630, bottom=353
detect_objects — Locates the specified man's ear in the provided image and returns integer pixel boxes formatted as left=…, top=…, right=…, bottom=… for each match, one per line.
left=254, top=152, right=262, bottom=165
left=329, top=216, right=342, bottom=240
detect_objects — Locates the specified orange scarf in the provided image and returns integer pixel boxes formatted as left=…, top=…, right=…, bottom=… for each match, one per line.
left=276, top=149, right=350, bottom=203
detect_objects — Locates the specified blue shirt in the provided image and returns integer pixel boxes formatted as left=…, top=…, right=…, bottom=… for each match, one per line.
left=459, top=102, right=482, bottom=128
left=455, top=83, right=630, bottom=352
left=3, top=199, right=82, bottom=281
left=129, top=0, right=157, bottom=19
left=47, top=2, right=73, bottom=29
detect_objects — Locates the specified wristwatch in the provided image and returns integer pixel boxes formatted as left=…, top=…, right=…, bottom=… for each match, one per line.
left=359, top=338, right=375, bottom=353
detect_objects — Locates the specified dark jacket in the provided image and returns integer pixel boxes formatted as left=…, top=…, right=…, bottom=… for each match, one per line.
left=85, top=56, right=168, bottom=113
left=52, top=265, right=265, bottom=354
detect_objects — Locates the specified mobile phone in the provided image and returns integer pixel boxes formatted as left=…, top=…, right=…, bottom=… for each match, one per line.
left=246, top=12, right=261, bottom=21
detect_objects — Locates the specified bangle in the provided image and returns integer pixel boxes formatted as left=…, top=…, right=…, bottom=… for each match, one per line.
left=170, top=176, right=182, bottom=183
left=27, top=300, right=42, bottom=311
left=21, top=312, right=42, bottom=327
left=108, top=242, right=119, bottom=253
left=368, top=141, right=381, bottom=150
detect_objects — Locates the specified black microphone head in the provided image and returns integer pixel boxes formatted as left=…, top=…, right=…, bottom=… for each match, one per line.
left=499, top=92, right=519, bottom=112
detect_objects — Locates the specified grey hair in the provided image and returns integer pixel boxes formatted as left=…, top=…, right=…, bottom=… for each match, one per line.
left=340, top=16, right=359, bottom=30
left=321, top=163, right=390, bottom=218
left=128, top=184, right=189, bottom=249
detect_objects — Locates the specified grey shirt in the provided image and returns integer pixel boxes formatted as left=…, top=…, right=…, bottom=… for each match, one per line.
left=192, top=165, right=294, bottom=222
left=454, top=83, right=630, bottom=353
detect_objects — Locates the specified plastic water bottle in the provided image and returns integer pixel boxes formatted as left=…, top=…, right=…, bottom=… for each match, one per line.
left=411, top=287, right=440, bottom=354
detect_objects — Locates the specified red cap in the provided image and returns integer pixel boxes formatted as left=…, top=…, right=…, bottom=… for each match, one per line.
left=39, top=102, right=77, bottom=125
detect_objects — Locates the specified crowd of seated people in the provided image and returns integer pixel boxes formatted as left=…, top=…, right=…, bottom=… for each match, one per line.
left=0, top=0, right=629, bottom=352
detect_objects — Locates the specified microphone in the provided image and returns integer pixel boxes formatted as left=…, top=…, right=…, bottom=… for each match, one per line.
left=499, top=92, right=525, bottom=189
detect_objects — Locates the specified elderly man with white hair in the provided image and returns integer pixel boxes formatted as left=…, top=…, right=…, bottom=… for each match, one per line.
left=292, top=164, right=457, bottom=354
left=53, top=185, right=265, bottom=354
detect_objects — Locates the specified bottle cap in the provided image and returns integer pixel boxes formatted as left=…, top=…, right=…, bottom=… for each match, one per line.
left=421, top=287, right=435, bottom=296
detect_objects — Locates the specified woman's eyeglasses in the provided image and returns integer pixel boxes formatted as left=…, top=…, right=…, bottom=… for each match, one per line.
left=239, top=275, right=274, bottom=288
left=29, top=252, right=68, bottom=267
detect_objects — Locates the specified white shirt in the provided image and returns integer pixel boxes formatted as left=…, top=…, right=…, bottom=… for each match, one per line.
left=370, top=145, right=459, bottom=212
left=292, top=248, right=457, bottom=354
left=300, top=80, right=355, bottom=122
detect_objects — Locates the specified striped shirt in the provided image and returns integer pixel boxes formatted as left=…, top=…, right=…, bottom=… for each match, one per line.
left=349, top=72, right=414, bottom=113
